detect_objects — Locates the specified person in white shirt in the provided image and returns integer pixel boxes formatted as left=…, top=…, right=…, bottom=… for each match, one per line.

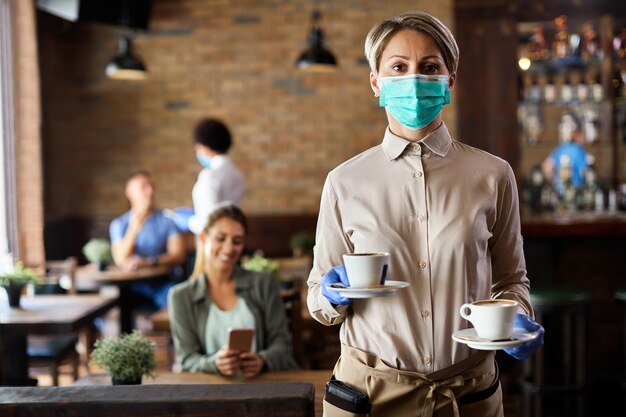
left=188, top=118, right=245, bottom=235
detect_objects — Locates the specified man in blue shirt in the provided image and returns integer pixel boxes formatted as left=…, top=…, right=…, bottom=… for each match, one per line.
left=110, top=171, right=186, bottom=310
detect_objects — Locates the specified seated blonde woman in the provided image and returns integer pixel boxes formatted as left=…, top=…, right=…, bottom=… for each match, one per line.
left=168, top=203, right=298, bottom=376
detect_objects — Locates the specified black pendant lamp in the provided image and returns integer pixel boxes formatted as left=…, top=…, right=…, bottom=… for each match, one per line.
left=105, top=36, right=147, bottom=80
left=295, top=10, right=337, bottom=71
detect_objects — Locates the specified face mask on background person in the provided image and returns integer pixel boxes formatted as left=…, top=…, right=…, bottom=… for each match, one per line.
left=379, top=74, right=451, bottom=130
left=196, top=153, right=212, bottom=169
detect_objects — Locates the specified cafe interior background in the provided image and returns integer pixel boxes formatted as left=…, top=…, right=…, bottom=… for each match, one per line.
left=1, top=0, right=626, bottom=414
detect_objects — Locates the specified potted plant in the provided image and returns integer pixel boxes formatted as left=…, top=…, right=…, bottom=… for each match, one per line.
left=289, top=231, right=315, bottom=258
left=90, top=330, right=157, bottom=385
left=242, top=252, right=295, bottom=289
left=0, top=258, right=41, bottom=308
left=82, top=238, right=113, bottom=271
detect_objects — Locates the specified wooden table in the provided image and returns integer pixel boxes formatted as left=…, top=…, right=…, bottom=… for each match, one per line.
left=0, top=294, right=117, bottom=386
left=74, top=370, right=332, bottom=417
left=76, top=264, right=172, bottom=334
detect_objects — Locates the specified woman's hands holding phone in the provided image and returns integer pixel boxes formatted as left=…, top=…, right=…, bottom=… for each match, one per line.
left=215, top=346, right=264, bottom=377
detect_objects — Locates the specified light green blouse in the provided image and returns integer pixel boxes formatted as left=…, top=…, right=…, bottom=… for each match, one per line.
left=205, top=297, right=257, bottom=354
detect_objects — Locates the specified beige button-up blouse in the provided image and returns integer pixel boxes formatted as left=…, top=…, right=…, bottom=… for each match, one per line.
left=307, top=122, right=532, bottom=373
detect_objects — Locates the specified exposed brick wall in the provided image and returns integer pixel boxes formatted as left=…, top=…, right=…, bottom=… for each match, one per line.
left=15, top=0, right=44, bottom=266
left=38, top=0, right=455, bottom=223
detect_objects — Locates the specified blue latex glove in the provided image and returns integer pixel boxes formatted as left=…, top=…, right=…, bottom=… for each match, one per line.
left=320, top=265, right=352, bottom=306
left=504, top=313, right=545, bottom=360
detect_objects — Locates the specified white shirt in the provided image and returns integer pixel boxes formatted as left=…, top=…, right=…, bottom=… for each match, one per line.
left=189, top=154, right=245, bottom=234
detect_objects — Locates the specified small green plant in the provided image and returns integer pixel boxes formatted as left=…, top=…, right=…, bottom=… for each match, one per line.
left=82, top=238, right=112, bottom=264
left=289, top=231, right=315, bottom=256
left=242, top=252, right=279, bottom=279
left=0, top=260, right=41, bottom=287
left=90, top=330, right=156, bottom=384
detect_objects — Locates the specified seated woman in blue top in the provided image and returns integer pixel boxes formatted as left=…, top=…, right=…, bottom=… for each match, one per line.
left=168, top=203, right=298, bottom=377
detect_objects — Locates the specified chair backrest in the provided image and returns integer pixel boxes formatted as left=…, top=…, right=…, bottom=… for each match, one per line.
left=42, top=257, right=78, bottom=295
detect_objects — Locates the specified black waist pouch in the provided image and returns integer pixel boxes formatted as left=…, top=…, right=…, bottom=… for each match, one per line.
left=323, top=375, right=371, bottom=415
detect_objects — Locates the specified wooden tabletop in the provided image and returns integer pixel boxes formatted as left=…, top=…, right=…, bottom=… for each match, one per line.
left=75, top=370, right=332, bottom=417
left=75, top=264, right=172, bottom=290
left=0, top=294, right=117, bottom=334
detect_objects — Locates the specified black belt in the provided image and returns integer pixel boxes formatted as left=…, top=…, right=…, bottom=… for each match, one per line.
left=459, top=379, right=500, bottom=405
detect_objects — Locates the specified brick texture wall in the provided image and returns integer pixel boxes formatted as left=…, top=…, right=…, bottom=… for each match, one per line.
left=38, top=0, right=455, bottom=222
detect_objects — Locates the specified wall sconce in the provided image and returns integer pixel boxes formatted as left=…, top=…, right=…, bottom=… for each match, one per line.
left=105, top=36, right=147, bottom=80
left=295, top=10, right=337, bottom=71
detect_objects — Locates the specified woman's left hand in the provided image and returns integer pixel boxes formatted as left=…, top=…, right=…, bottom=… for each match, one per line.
left=239, top=352, right=265, bottom=378
left=503, top=313, right=545, bottom=360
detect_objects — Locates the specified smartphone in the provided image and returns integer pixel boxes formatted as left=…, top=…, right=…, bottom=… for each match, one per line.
left=227, top=327, right=254, bottom=352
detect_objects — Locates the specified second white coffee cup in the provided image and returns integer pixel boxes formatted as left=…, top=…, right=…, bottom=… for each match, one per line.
left=342, top=252, right=389, bottom=289
left=459, top=299, right=518, bottom=341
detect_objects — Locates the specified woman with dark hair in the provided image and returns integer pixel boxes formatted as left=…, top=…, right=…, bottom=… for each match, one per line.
left=187, top=118, right=245, bottom=235
left=168, top=203, right=298, bottom=376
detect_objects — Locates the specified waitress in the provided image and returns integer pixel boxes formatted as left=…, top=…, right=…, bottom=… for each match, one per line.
left=307, top=11, right=544, bottom=417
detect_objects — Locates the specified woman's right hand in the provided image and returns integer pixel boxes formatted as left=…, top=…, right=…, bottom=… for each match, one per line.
left=215, top=346, right=241, bottom=376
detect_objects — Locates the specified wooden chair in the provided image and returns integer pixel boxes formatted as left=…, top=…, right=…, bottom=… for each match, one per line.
left=28, top=257, right=81, bottom=386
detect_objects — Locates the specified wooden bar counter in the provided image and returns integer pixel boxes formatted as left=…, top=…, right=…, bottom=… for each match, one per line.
left=521, top=211, right=626, bottom=385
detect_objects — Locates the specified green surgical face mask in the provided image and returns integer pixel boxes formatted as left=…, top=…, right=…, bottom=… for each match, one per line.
left=379, top=74, right=451, bottom=130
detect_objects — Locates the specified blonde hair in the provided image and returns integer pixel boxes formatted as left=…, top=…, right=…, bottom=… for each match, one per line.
left=364, top=11, right=459, bottom=75
left=190, top=203, right=248, bottom=280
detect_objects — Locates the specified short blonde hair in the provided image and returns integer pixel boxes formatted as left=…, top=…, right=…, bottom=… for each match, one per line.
left=364, top=11, right=459, bottom=75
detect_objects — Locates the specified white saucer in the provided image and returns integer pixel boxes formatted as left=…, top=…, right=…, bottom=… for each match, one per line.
left=452, top=328, right=540, bottom=350
left=325, top=280, right=410, bottom=299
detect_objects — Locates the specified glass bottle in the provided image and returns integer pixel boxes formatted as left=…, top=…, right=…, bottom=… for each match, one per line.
left=553, top=15, right=571, bottom=59
left=544, top=73, right=557, bottom=103
left=591, top=72, right=604, bottom=102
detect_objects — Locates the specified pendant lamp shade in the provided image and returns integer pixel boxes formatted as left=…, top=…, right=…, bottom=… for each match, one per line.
left=295, top=11, right=337, bottom=71
left=105, top=36, right=147, bottom=80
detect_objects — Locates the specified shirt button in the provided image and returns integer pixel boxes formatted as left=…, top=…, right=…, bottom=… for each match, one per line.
left=417, top=214, right=425, bottom=222
left=419, top=260, right=428, bottom=269
left=423, top=356, right=431, bottom=365
left=421, top=309, right=430, bottom=318
left=414, top=171, right=423, bottom=178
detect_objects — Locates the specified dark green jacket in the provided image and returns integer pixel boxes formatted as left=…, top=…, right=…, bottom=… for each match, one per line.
left=168, top=267, right=299, bottom=373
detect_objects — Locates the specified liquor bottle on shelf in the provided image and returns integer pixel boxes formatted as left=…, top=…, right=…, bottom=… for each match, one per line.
left=581, top=22, right=602, bottom=62
left=560, top=73, right=574, bottom=103
left=619, top=183, right=626, bottom=211
left=558, top=154, right=578, bottom=211
left=544, top=73, right=557, bottom=103
left=613, top=69, right=625, bottom=98
left=528, top=25, right=549, bottom=61
left=575, top=71, right=589, bottom=101
left=616, top=28, right=626, bottom=60
left=590, top=72, right=604, bottom=102
left=529, top=74, right=542, bottom=102
left=525, top=164, right=545, bottom=213
left=553, top=15, right=571, bottom=59
left=581, top=164, right=598, bottom=211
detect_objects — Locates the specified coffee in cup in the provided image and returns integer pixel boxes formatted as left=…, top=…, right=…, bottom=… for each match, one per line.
left=459, top=299, right=518, bottom=341
left=342, top=252, right=389, bottom=289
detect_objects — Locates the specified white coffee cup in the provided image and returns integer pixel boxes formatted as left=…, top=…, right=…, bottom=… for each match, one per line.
left=459, top=299, right=518, bottom=341
left=342, top=252, right=389, bottom=289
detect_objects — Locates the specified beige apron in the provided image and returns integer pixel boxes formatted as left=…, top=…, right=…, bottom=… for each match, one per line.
left=323, top=344, right=503, bottom=417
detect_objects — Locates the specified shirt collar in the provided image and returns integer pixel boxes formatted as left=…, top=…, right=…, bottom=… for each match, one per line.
left=191, top=266, right=250, bottom=302
left=210, top=154, right=228, bottom=169
left=382, top=122, right=452, bottom=160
